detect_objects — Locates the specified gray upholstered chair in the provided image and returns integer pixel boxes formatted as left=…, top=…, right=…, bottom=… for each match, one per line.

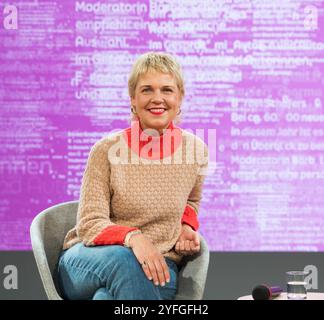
left=30, top=201, right=210, bottom=300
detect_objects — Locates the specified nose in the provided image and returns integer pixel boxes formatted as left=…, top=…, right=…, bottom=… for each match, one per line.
left=151, top=99, right=164, bottom=105
left=151, top=90, right=164, bottom=104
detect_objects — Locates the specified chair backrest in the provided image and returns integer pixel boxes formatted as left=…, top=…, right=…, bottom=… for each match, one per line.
left=30, top=201, right=78, bottom=300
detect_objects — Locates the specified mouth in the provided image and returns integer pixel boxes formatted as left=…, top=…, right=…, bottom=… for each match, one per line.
left=146, top=107, right=168, bottom=115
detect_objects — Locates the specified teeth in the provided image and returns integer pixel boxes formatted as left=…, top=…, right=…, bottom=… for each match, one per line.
left=149, top=109, right=165, bottom=112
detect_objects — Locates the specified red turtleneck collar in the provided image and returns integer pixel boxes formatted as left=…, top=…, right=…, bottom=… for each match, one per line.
left=123, top=120, right=182, bottom=160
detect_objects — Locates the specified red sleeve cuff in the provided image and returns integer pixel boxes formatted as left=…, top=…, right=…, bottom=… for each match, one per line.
left=93, top=225, right=139, bottom=246
left=181, top=205, right=199, bottom=231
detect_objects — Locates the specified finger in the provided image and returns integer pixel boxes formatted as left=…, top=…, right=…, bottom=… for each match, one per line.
left=182, top=241, right=191, bottom=255
left=147, top=260, right=159, bottom=286
left=153, top=259, right=165, bottom=286
left=190, top=241, right=200, bottom=254
left=175, top=242, right=183, bottom=255
left=185, top=240, right=191, bottom=251
left=160, top=257, right=170, bottom=284
left=180, top=241, right=185, bottom=251
left=141, top=260, right=153, bottom=281
left=184, top=241, right=194, bottom=255
left=190, top=240, right=196, bottom=251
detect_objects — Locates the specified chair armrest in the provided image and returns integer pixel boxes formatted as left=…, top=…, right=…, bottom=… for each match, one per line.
left=175, top=233, right=210, bottom=300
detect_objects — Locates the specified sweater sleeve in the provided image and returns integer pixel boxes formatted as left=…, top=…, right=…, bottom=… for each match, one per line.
left=181, top=205, right=200, bottom=231
left=181, top=142, right=209, bottom=231
left=76, top=139, right=139, bottom=246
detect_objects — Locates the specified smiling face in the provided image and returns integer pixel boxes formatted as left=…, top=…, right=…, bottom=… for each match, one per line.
left=131, top=70, right=182, bottom=134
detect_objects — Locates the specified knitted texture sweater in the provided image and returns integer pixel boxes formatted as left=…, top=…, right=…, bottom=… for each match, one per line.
left=62, top=121, right=209, bottom=265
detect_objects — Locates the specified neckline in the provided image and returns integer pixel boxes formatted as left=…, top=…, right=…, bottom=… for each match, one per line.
left=138, top=120, right=175, bottom=141
left=123, top=120, right=182, bottom=160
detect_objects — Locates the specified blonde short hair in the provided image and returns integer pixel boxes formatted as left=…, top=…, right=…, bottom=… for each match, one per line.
left=128, top=52, right=185, bottom=98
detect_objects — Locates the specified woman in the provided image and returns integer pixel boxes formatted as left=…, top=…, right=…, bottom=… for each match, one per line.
left=56, top=52, right=209, bottom=300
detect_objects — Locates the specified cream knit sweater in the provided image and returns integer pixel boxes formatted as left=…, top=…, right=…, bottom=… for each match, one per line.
left=62, top=123, right=208, bottom=265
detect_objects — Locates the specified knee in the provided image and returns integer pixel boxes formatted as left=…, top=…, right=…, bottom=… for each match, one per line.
left=113, top=246, right=135, bottom=260
left=107, top=246, right=140, bottom=272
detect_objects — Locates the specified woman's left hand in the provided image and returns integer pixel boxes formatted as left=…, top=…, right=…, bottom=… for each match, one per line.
left=175, top=224, right=200, bottom=256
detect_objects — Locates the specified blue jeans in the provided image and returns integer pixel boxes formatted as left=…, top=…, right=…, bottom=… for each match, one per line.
left=55, top=243, right=179, bottom=300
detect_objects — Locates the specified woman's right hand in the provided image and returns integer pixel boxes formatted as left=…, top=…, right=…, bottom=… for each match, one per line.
left=129, top=233, right=170, bottom=287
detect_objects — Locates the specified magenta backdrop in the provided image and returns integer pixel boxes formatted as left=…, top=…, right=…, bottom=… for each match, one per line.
left=1, top=1, right=324, bottom=251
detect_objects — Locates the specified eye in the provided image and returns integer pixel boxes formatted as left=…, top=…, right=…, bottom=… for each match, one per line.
left=142, top=88, right=151, bottom=93
left=163, top=88, right=173, bottom=92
